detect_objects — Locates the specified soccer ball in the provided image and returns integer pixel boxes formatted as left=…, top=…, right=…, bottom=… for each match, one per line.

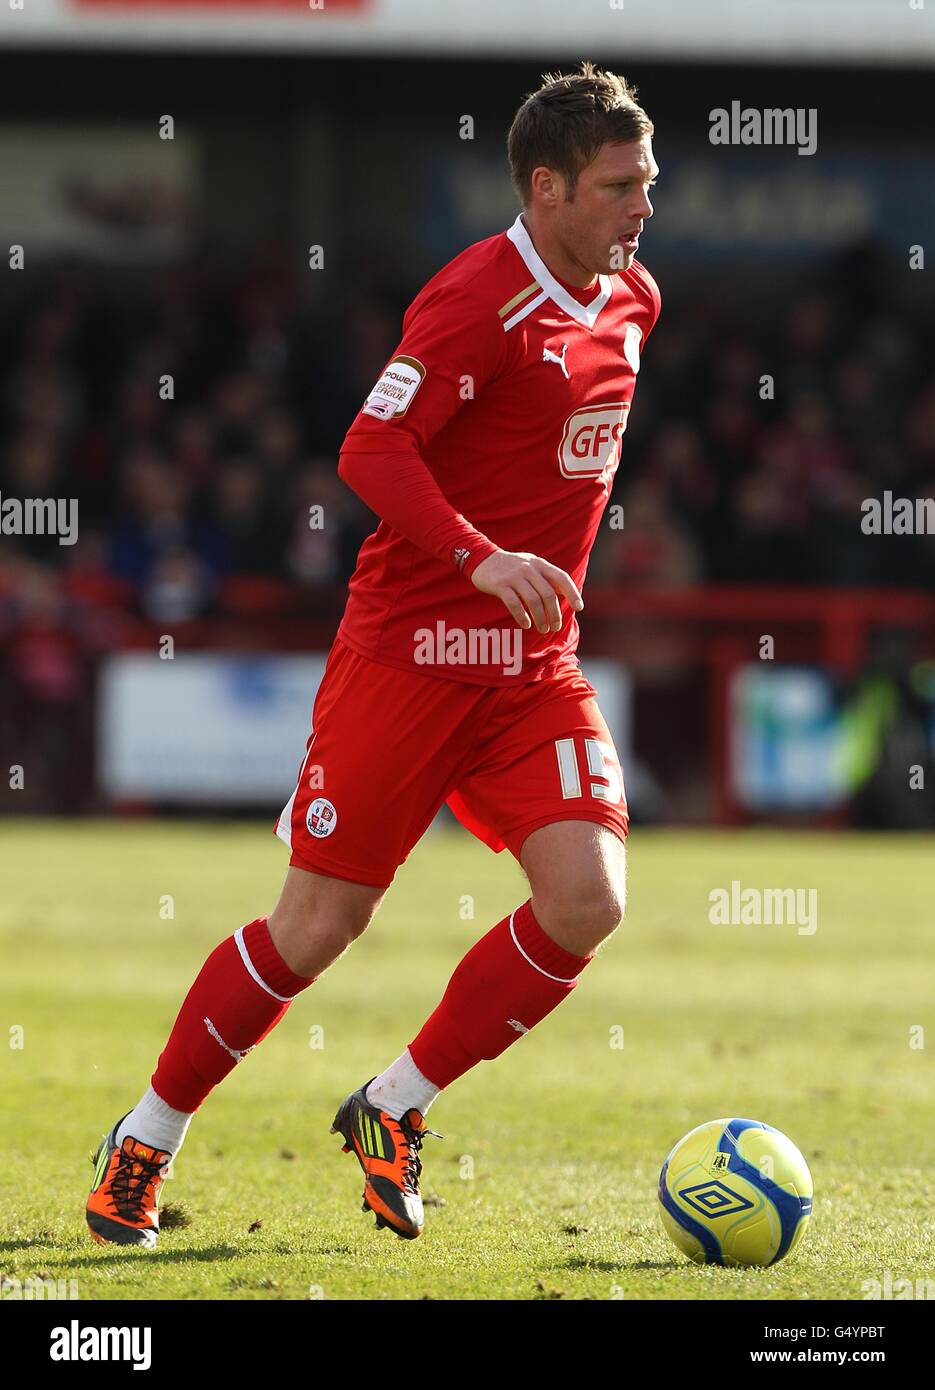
left=658, top=1117, right=813, bottom=1267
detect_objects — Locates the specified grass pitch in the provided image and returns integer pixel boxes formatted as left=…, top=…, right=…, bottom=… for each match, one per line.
left=1, top=820, right=933, bottom=1301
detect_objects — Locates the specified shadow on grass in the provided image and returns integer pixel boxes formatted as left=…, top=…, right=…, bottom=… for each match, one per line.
left=2, top=1235, right=359, bottom=1265
left=560, top=1255, right=682, bottom=1272
left=59, top=1245, right=242, bottom=1270
left=0, top=1239, right=60, bottom=1253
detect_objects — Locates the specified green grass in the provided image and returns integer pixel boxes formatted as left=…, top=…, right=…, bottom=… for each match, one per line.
left=1, top=821, right=933, bottom=1300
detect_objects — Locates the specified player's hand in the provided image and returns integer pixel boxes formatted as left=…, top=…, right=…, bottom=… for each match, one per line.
left=470, top=550, right=583, bottom=633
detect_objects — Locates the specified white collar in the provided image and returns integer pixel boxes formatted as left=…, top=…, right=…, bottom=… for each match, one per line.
left=506, top=212, right=612, bottom=331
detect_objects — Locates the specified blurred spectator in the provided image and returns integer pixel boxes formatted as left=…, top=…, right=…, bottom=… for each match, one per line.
left=106, top=449, right=223, bottom=601
left=604, top=478, right=703, bottom=587
left=0, top=562, right=93, bottom=813
left=210, top=456, right=287, bottom=575
left=141, top=545, right=215, bottom=623
left=286, top=458, right=370, bottom=586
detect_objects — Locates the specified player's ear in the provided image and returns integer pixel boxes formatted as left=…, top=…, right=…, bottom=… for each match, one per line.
left=529, top=165, right=559, bottom=206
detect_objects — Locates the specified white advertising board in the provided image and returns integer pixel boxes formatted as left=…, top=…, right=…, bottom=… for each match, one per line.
left=97, top=650, right=630, bottom=806
left=1, top=0, right=930, bottom=64
left=98, top=652, right=326, bottom=802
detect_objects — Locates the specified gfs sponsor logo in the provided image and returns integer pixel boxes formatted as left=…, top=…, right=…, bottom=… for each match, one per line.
left=362, top=354, right=426, bottom=420
left=558, top=403, right=630, bottom=480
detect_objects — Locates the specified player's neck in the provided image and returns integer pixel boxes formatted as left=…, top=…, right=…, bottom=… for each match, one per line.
left=520, top=210, right=598, bottom=291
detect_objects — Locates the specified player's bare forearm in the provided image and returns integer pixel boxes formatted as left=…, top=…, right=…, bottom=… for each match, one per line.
left=470, top=550, right=583, bottom=634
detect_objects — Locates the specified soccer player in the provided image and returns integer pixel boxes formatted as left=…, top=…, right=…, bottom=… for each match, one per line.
left=86, top=62, right=661, bottom=1247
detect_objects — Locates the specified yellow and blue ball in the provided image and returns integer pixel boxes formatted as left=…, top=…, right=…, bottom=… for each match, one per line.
left=658, top=1118, right=812, bottom=1267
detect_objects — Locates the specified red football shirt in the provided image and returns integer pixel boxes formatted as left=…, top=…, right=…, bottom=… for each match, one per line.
left=336, top=211, right=661, bottom=685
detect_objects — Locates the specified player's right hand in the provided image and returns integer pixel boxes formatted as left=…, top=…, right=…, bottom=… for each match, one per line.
left=470, top=550, right=583, bottom=633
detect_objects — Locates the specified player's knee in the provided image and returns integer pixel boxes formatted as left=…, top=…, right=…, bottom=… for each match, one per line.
left=304, top=897, right=376, bottom=948
left=269, top=874, right=383, bottom=976
left=271, top=903, right=374, bottom=978
left=580, top=881, right=626, bottom=940
left=534, top=877, right=625, bottom=953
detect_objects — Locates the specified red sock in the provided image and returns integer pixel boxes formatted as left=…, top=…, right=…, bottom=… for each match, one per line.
left=408, top=899, right=592, bottom=1089
left=152, top=917, right=315, bottom=1113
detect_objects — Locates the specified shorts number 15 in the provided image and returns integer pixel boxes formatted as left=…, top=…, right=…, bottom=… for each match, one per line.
left=554, top=737, right=623, bottom=803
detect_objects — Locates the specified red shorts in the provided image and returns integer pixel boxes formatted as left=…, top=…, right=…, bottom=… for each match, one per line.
left=274, top=637, right=628, bottom=888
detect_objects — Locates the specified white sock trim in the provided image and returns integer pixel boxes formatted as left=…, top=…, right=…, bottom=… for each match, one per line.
left=234, top=925, right=293, bottom=1002
left=116, top=1086, right=193, bottom=1156
left=508, top=907, right=578, bottom=984
left=366, top=1049, right=440, bottom=1120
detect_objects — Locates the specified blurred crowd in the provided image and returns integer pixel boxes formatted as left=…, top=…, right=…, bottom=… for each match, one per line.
left=2, top=242, right=933, bottom=811
left=592, top=241, right=935, bottom=591
left=2, top=242, right=934, bottom=629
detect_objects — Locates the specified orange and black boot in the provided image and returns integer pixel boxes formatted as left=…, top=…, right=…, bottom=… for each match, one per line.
left=86, top=1116, right=170, bottom=1249
left=330, top=1077, right=442, bottom=1240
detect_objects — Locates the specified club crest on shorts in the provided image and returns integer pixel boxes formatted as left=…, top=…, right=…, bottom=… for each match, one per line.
left=306, top=798, right=338, bottom=838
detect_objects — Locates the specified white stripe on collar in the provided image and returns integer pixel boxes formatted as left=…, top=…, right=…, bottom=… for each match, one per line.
left=506, top=212, right=612, bottom=331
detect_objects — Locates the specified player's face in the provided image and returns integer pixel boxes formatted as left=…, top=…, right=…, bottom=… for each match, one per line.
left=559, top=136, right=658, bottom=275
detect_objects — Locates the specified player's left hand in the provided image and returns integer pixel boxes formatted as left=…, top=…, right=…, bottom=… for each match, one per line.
left=470, top=549, right=583, bottom=633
